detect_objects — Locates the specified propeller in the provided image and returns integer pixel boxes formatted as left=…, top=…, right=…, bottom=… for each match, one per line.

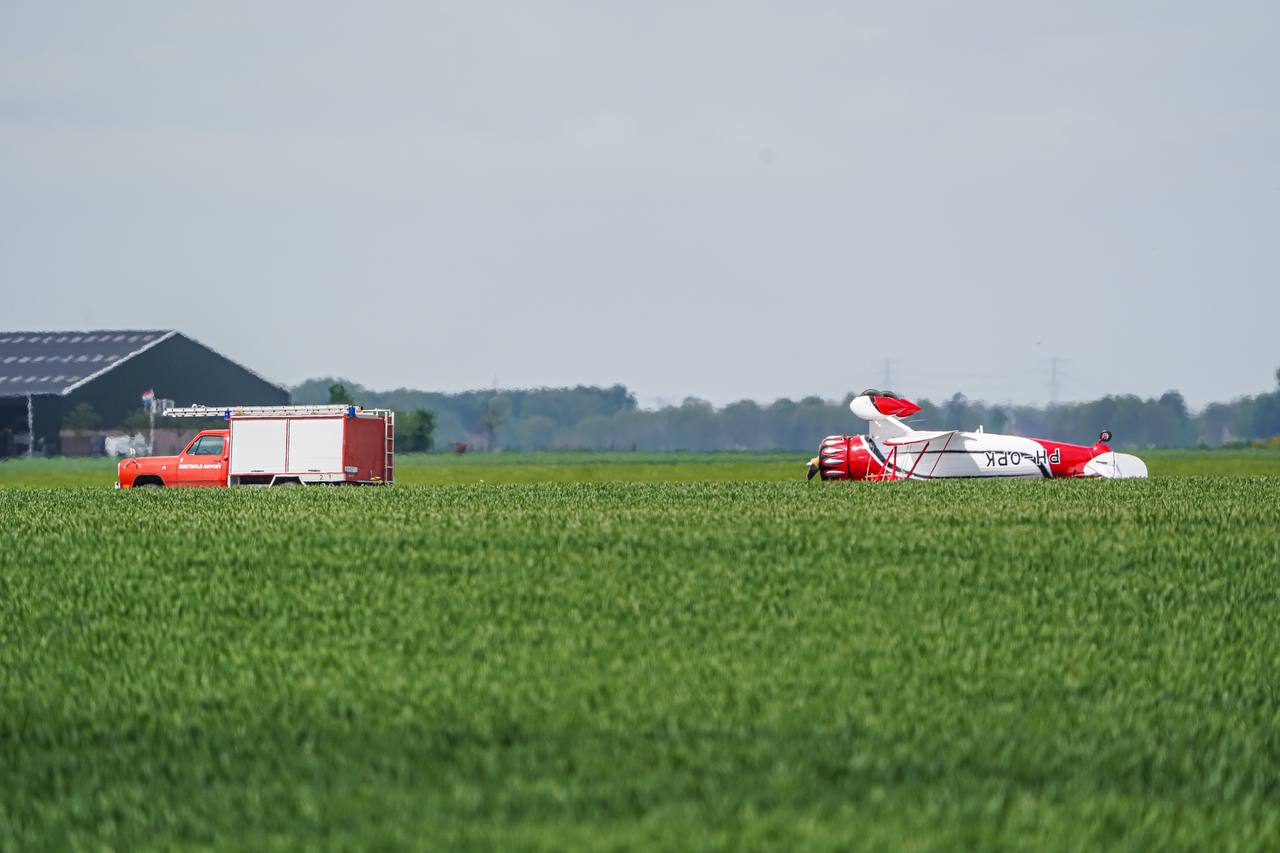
left=806, top=457, right=820, bottom=481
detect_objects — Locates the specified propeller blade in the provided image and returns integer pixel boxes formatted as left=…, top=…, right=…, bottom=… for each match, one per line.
left=806, top=457, right=820, bottom=481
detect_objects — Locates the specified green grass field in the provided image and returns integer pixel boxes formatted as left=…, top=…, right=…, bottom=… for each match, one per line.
left=2, top=472, right=1279, bottom=849
left=2, top=447, right=1279, bottom=488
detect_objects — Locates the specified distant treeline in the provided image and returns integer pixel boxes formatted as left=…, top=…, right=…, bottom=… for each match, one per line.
left=293, top=370, right=1280, bottom=452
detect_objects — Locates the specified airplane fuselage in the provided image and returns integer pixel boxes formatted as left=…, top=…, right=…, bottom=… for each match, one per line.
left=810, top=391, right=1148, bottom=481
left=816, top=431, right=1105, bottom=481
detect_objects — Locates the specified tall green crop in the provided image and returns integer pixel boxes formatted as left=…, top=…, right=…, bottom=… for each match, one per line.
left=2, top=479, right=1278, bottom=849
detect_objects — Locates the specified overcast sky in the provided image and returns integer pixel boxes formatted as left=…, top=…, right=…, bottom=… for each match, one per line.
left=3, top=2, right=1277, bottom=409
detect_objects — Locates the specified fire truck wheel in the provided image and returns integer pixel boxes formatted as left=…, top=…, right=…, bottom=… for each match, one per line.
left=272, top=479, right=301, bottom=487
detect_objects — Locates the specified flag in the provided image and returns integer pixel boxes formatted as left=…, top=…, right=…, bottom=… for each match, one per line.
left=141, top=389, right=155, bottom=410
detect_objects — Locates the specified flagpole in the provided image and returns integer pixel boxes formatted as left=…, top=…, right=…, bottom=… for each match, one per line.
left=143, top=390, right=156, bottom=455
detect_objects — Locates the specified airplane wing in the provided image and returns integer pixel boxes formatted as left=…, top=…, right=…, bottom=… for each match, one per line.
left=882, top=429, right=958, bottom=447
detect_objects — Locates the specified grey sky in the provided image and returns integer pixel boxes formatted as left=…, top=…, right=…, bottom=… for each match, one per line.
left=3, top=1, right=1277, bottom=409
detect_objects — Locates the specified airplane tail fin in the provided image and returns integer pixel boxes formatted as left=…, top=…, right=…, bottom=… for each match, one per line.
left=849, top=390, right=921, bottom=440
left=1082, top=452, right=1148, bottom=479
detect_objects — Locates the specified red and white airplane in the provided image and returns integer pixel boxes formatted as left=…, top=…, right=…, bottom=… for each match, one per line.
left=807, top=390, right=1148, bottom=481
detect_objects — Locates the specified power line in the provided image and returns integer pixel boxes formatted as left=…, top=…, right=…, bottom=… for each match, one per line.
left=1048, top=356, right=1071, bottom=405
left=876, top=358, right=903, bottom=391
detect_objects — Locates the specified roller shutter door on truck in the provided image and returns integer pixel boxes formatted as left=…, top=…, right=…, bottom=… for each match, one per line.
left=229, top=419, right=287, bottom=475
left=287, top=417, right=344, bottom=474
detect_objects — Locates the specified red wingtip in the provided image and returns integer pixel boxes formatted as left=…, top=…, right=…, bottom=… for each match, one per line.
left=873, top=396, right=921, bottom=418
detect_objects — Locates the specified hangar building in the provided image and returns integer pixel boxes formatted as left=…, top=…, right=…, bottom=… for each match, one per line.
left=0, top=330, right=289, bottom=456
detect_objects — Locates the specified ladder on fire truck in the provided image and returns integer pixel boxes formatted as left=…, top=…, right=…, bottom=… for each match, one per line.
left=384, top=411, right=395, bottom=484
left=164, top=404, right=396, bottom=484
left=162, top=404, right=374, bottom=418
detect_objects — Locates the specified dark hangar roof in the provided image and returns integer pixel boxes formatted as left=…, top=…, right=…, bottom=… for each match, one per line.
left=0, top=330, right=175, bottom=395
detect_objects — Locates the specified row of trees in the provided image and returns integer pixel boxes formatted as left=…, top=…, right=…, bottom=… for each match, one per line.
left=296, top=369, right=1280, bottom=452
left=54, top=370, right=1280, bottom=452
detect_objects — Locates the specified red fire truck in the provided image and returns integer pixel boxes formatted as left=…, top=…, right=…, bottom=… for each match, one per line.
left=116, top=404, right=394, bottom=488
